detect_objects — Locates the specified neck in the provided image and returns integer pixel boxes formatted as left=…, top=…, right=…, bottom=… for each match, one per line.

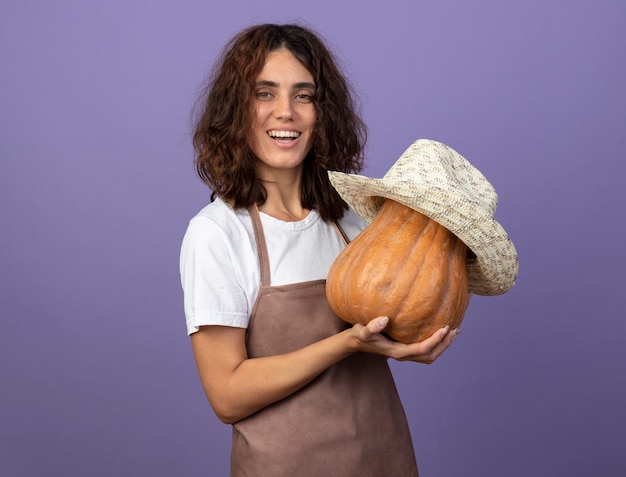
left=258, top=178, right=309, bottom=222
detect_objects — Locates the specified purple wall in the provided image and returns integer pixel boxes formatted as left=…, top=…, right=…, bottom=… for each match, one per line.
left=1, top=1, right=625, bottom=476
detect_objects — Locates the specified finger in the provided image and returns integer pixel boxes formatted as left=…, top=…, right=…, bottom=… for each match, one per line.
left=395, top=327, right=459, bottom=362
left=428, top=327, right=460, bottom=352
left=368, top=316, right=389, bottom=332
left=357, top=316, right=388, bottom=339
left=351, top=318, right=392, bottom=351
left=415, top=328, right=461, bottom=363
left=416, top=326, right=451, bottom=350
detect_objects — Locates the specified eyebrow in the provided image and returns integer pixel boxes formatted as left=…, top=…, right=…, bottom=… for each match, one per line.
left=255, top=80, right=316, bottom=90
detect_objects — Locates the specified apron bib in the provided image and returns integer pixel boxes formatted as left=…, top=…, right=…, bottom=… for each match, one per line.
left=230, top=206, right=418, bottom=477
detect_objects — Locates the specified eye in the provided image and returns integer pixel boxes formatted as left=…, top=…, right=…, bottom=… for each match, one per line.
left=255, top=90, right=273, bottom=100
left=295, top=93, right=314, bottom=103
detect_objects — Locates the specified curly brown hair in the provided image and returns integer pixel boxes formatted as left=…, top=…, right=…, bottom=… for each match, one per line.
left=192, top=23, right=367, bottom=222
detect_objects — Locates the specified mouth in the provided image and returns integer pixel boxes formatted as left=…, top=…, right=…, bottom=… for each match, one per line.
left=267, top=130, right=301, bottom=142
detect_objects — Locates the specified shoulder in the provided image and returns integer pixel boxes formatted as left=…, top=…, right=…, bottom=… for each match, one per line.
left=185, top=198, right=249, bottom=240
left=180, top=198, right=255, bottom=268
left=189, top=197, right=243, bottom=226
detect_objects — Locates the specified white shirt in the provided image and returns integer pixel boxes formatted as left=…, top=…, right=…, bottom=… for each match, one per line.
left=180, top=197, right=366, bottom=334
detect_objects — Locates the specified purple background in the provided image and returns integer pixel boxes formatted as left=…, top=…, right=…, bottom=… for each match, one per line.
left=1, top=1, right=625, bottom=476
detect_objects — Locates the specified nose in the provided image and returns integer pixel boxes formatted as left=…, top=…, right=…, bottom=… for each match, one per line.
left=273, top=94, right=293, bottom=120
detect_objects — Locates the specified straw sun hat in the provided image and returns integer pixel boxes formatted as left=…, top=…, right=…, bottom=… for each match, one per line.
left=328, top=139, right=519, bottom=296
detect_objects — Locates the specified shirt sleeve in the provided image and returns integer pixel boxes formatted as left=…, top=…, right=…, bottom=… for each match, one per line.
left=180, top=215, right=249, bottom=335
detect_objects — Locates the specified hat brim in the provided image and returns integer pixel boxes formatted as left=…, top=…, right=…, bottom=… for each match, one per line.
left=329, top=171, right=519, bottom=296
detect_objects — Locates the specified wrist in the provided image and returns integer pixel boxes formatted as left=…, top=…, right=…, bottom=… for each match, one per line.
left=339, top=327, right=360, bottom=354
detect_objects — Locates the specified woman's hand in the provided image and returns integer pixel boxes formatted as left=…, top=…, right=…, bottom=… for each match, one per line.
left=349, top=316, right=460, bottom=364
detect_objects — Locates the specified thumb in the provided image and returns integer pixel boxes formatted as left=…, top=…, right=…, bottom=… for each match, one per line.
left=355, top=316, right=389, bottom=341
left=369, top=316, right=389, bottom=332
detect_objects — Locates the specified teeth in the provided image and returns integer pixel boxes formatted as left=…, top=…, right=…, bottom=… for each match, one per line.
left=268, top=130, right=300, bottom=138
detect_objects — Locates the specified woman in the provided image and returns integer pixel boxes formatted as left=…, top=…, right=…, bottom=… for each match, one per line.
left=180, top=23, right=459, bottom=476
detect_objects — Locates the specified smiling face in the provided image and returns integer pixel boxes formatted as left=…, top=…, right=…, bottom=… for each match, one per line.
left=248, top=48, right=317, bottom=180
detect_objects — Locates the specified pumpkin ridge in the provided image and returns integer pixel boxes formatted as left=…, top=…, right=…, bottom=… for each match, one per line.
left=448, top=238, right=470, bottom=329
left=382, top=206, right=434, bottom=321
left=420, top=224, right=455, bottom=309
left=381, top=205, right=445, bottom=341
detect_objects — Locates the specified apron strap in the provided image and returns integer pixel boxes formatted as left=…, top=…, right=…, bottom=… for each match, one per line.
left=248, top=204, right=271, bottom=287
left=333, top=220, right=350, bottom=246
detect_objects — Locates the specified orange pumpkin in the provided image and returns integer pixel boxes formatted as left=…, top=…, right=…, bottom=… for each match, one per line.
left=326, top=199, right=471, bottom=343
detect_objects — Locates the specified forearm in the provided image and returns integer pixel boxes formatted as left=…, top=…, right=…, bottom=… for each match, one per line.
left=193, top=327, right=357, bottom=424
left=193, top=318, right=455, bottom=424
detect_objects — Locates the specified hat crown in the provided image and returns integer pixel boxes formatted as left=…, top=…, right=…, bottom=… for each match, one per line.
left=383, top=140, right=498, bottom=216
